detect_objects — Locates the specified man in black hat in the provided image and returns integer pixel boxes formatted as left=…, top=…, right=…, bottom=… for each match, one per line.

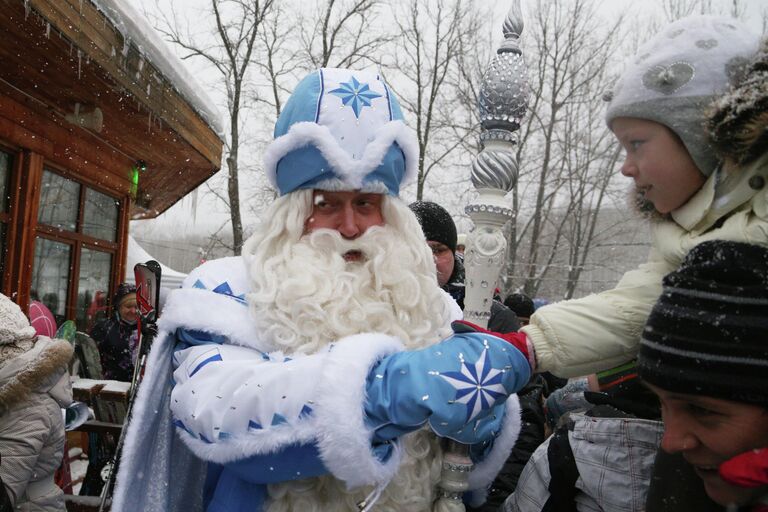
left=638, top=240, right=768, bottom=511
left=408, top=201, right=520, bottom=334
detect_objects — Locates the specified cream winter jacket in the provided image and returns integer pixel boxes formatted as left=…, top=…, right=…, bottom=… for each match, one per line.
left=523, top=152, right=768, bottom=377
left=0, top=337, right=73, bottom=512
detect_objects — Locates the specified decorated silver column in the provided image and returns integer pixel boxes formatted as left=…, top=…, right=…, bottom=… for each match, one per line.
left=433, top=3, right=531, bottom=511
left=464, top=0, right=529, bottom=328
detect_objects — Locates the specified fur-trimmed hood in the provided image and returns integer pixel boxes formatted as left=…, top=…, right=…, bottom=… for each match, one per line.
left=708, top=37, right=768, bottom=168
left=0, top=336, right=73, bottom=413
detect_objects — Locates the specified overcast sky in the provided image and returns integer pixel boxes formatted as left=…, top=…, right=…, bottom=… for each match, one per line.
left=130, top=0, right=768, bottom=246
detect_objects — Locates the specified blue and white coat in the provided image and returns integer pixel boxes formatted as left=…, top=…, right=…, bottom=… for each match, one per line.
left=112, top=256, right=526, bottom=512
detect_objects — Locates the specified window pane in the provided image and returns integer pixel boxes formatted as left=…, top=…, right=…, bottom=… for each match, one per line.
left=77, top=247, right=112, bottom=332
left=0, top=151, right=10, bottom=212
left=38, top=170, right=80, bottom=231
left=83, top=188, right=119, bottom=242
left=31, top=237, right=71, bottom=328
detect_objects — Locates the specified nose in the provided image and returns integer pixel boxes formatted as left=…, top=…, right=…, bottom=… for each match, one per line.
left=337, top=204, right=362, bottom=240
left=620, top=157, right=637, bottom=178
left=660, top=416, right=699, bottom=454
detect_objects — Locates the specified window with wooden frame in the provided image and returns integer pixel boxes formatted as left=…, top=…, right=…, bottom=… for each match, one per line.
left=31, top=168, right=121, bottom=332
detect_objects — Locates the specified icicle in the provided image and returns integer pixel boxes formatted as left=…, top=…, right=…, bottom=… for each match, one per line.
left=135, top=58, right=144, bottom=81
left=191, top=187, right=199, bottom=223
left=122, top=37, right=130, bottom=58
left=146, top=83, right=151, bottom=97
left=24, top=0, right=30, bottom=19
left=45, top=22, right=50, bottom=39
left=147, top=111, right=152, bottom=131
left=79, top=0, right=83, bottom=14
left=111, top=46, right=116, bottom=58
left=77, top=49, right=82, bottom=79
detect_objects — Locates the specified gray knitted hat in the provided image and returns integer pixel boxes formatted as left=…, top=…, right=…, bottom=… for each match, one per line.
left=605, top=15, right=760, bottom=176
left=0, top=293, right=37, bottom=345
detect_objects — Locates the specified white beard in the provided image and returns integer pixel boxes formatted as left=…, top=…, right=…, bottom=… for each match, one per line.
left=244, top=191, right=455, bottom=354
left=241, top=191, right=454, bottom=511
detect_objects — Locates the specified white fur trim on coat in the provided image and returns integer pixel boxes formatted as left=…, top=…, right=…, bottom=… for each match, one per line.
left=313, top=333, right=406, bottom=489
left=466, top=395, right=523, bottom=505
left=262, top=120, right=418, bottom=192
left=159, top=288, right=266, bottom=352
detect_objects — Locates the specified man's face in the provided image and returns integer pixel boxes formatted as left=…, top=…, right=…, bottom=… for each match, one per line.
left=305, top=190, right=385, bottom=261
left=612, top=117, right=706, bottom=214
left=648, top=383, right=768, bottom=506
left=428, top=241, right=454, bottom=287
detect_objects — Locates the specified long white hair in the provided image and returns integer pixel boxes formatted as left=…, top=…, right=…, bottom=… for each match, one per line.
left=240, top=189, right=454, bottom=510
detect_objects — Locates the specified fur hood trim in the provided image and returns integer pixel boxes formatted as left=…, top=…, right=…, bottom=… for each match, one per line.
left=467, top=395, right=523, bottom=505
left=0, top=336, right=73, bottom=411
left=708, top=37, right=768, bottom=167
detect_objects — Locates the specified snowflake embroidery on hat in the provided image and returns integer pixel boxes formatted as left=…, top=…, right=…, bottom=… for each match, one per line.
left=328, top=76, right=382, bottom=118
left=440, top=347, right=507, bottom=422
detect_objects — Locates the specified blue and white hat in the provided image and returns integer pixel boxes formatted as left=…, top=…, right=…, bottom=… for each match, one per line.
left=263, top=68, right=418, bottom=196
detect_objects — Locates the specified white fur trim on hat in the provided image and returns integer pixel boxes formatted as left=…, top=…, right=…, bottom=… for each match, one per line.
left=0, top=294, right=37, bottom=345
left=263, top=120, right=418, bottom=192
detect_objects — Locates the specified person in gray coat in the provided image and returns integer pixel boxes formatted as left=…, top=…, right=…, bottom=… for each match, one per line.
left=0, top=293, right=73, bottom=512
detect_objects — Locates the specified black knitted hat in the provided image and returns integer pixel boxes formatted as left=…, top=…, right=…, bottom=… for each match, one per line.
left=637, top=240, right=768, bottom=406
left=112, top=282, right=137, bottom=309
left=503, top=293, right=535, bottom=319
left=408, top=201, right=457, bottom=254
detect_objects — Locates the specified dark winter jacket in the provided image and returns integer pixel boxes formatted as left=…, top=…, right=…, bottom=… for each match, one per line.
left=644, top=451, right=725, bottom=512
left=91, top=314, right=138, bottom=382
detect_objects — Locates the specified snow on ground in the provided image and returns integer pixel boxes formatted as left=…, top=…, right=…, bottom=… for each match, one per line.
left=68, top=445, right=88, bottom=495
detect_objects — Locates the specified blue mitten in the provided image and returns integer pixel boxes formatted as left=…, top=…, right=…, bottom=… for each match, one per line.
left=364, top=332, right=531, bottom=444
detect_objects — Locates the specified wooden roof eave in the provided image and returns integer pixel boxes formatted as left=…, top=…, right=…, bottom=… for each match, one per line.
left=25, top=0, right=224, bottom=218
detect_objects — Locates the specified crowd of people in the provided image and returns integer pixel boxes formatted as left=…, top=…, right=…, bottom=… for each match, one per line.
left=1, top=12, right=767, bottom=512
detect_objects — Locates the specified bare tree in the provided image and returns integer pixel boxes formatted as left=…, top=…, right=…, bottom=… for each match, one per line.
left=295, top=0, right=392, bottom=69
left=659, top=0, right=747, bottom=20
left=386, top=0, right=490, bottom=200
left=147, top=0, right=275, bottom=255
left=500, top=0, right=630, bottom=299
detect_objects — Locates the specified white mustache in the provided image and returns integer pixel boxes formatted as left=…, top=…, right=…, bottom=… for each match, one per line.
left=301, top=225, right=390, bottom=260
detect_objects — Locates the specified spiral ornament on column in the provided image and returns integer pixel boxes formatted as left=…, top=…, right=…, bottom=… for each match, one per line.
left=434, top=1, right=531, bottom=510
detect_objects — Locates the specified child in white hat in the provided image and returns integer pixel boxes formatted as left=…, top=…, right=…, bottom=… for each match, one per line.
left=518, top=15, right=765, bottom=377
left=0, top=294, right=72, bottom=512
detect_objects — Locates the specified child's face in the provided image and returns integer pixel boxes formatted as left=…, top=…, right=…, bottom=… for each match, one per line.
left=612, top=118, right=706, bottom=214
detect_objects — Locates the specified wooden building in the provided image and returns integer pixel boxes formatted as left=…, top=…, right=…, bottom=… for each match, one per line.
left=0, top=0, right=223, bottom=330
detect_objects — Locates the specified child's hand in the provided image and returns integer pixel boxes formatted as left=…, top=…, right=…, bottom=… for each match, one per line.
left=451, top=320, right=535, bottom=369
left=719, top=448, right=768, bottom=487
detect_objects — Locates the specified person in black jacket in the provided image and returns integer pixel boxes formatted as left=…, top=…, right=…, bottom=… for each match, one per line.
left=90, top=283, right=138, bottom=382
